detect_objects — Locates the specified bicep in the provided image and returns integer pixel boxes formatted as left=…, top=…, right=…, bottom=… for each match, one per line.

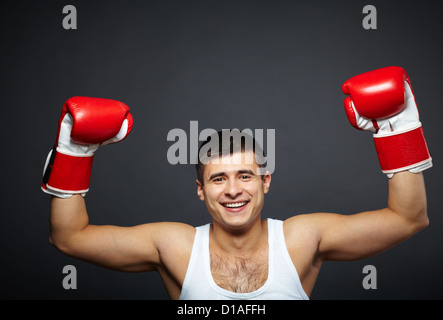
left=50, top=196, right=196, bottom=273
left=59, top=223, right=167, bottom=272
left=311, top=209, right=417, bottom=262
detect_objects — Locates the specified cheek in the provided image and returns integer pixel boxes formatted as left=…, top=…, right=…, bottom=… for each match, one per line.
left=243, top=182, right=263, bottom=196
left=203, top=186, right=222, bottom=204
left=249, top=184, right=266, bottom=206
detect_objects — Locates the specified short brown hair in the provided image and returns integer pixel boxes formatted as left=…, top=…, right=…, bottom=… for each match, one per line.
left=195, top=130, right=266, bottom=185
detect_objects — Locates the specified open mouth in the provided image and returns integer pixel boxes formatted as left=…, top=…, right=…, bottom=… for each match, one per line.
left=221, top=201, right=249, bottom=212
left=223, top=201, right=248, bottom=208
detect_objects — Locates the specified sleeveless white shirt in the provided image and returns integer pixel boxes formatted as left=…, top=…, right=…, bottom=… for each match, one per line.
left=179, top=218, right=309, bottom=300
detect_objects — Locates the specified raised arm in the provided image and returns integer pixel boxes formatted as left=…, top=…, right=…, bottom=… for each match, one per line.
left=49, top=195, right=163, bottom=272
left=48, top=193, right=197, bottom=273
left=288, top=67, right=432, bottom=263
left=43, top=97, right=159, bottom=271
left=43, top=98, right=195, bottom=284
left=314, top=171, right=428, bottom=262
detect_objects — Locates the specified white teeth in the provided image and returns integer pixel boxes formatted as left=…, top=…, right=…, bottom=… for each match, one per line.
left=224, top=202, right=247, bottom=208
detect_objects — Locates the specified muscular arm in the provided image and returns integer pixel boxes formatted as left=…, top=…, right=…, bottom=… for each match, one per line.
left=49, top=195, right=158, bottom=271
left=309, top=67, right=430, bottom=262
left=49, top=195, right=193, bottom=272
left=44, top=98, right=196, bottom=280
left=310, top=171, right=428, bottom=262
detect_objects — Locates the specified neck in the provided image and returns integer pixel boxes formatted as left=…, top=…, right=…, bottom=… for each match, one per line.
left=210, top=216, right=267, bottom=255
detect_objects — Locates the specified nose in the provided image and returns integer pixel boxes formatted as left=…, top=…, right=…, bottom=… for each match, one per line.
left=224, top=179, right=242, bottom=198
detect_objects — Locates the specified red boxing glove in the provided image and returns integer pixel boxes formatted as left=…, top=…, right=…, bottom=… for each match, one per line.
left=42, top=97, right=133, bottom=197
left=342, top=66, right=432, bottom=176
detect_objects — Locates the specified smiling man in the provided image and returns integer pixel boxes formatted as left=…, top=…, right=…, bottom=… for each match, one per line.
left=43, top=67, right=431, bottom=300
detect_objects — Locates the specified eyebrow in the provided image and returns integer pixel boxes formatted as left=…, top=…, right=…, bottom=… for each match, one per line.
left=208, top=169, right=256, bottom=181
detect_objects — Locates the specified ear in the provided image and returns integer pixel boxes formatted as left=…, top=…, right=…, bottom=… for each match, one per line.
left=196, top=179, right=205, bottom=201
left=262, top=171, right=271, bottom=194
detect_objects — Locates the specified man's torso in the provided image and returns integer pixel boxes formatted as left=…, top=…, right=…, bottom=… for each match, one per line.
left=156, top=217, right=320, bottom=299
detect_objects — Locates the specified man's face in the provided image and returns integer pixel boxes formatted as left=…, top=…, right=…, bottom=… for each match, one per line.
left=196, top=150, right=271, bottom=230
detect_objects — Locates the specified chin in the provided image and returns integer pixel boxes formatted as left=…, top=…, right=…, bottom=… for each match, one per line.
left=216, top=211, right=261, bottom=232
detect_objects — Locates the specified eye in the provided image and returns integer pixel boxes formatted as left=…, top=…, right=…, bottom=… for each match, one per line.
left=240, top=175, right=252, bottom=180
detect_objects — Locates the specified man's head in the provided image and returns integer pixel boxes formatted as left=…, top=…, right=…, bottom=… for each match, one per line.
left=195, top=130, right=271, bottom=230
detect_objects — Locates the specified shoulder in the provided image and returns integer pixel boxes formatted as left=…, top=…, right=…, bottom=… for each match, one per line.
left=282, top=212, right=355, bottom=256
left=149, top=221, right=196, bottom=249
left=283, top=213, right=331, bottom=247
left=130, top=221, right=196, bottom=258
left=283, top=213, right=320, bottom=232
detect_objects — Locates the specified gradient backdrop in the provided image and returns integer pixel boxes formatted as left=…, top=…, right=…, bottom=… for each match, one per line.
left=1, top=0, right=442, bottom=299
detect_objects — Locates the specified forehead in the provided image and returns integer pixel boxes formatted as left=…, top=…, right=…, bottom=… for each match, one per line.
left=203, top=151, right=259, bottom=176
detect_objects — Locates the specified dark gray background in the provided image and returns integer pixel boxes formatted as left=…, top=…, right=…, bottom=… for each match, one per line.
left=1, top=0, right=442, bottom=300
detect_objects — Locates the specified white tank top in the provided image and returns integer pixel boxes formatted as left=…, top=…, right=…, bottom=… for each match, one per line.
left=179, top=218, right=309, bottom=300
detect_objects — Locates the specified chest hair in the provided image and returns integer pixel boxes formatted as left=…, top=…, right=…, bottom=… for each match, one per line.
left=210, top=247, right=268, bottom=293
